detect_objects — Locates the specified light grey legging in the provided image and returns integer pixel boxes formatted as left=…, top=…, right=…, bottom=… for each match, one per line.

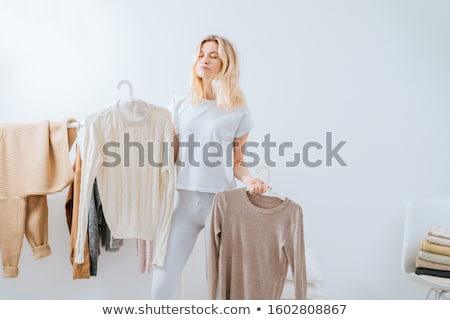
left=151, top=189, right=215, bottom=299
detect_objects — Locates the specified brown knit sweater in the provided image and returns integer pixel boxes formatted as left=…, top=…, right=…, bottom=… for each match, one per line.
left=208, top=187, right=307, bottom=300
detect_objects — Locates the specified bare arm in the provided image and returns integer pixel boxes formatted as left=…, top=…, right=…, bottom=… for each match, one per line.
left=233, top=133, right=267, bottom=194
left=172, top=123, right=179, bottom=162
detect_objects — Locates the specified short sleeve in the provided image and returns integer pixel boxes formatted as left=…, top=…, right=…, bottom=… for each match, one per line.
left=235, top=106, right=254, bottom=138
left=167, top=95, right=179, bottom=132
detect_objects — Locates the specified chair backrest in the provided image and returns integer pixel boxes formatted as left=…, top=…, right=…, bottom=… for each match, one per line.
left=401, top=197, right=450, bottom=274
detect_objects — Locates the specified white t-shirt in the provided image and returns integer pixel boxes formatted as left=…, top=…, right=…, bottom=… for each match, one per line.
left=168, top=94, right=253, bottom=193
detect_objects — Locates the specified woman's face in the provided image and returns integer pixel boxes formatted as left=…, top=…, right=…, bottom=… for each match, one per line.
left=195, top=40, right=223, bottom=80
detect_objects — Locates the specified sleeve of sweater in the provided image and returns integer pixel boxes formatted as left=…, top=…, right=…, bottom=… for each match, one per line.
left=152, top=115, right=176, bottom=267
left=287, top=206, right=307, bottom=299
left=74, top=116, right=103, bottom=264
left=207, top=192, right=223, bottom=300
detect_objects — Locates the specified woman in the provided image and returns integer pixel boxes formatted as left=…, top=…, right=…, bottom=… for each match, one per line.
left=151, top=34, right=267, bottom=299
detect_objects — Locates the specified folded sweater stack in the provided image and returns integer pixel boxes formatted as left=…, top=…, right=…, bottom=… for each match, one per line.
left=415, top=226, right=450, bottom=278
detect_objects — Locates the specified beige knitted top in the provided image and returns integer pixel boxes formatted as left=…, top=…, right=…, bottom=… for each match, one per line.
left=208, top=187, right=307, bottom=300
left=0, top=119, right=76, bottom=196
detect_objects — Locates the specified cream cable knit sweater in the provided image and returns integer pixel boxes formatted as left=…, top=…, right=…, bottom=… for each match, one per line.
left=75, top=101, right=175, bottom=267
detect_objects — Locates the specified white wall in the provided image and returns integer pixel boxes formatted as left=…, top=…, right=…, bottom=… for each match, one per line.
left=1, top=0, right=450, bottom=300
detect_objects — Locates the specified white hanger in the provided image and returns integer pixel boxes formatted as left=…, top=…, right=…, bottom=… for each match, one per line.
left=68, top=80, right=135, bottom=129
left=116, top=80, right=152, bottom=122
left=247, top=164, right=286, bottom=200
left=117, top=79, right=134, bottom=98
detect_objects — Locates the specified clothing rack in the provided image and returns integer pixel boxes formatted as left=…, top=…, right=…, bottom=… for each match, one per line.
left=67, top=121, right=83, bottom=128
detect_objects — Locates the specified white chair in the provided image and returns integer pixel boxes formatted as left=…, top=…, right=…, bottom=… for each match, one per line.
left=401, top=197, right=450, bottom=299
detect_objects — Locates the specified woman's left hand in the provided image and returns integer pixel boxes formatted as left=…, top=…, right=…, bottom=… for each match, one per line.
left=247, top=178, right=269, bottom=194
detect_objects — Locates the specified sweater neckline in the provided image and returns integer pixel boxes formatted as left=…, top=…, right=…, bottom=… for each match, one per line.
left=239, top=187, right=290, bottom=214
left=114, top=99, right=152, bottom=126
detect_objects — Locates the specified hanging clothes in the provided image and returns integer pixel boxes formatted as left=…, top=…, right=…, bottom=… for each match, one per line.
left=137, top=239, right=154, bottom=274
left=89, top=178, right=124, bottom=277
left=65, top=144, right=91, bottom=279
left=66, top=150, right=124, bottom=279
left=74, top=99, right=175, bottom=269
left=208, top=187, right=307, bottom=300
left=0, top=119, right=77, bottom=278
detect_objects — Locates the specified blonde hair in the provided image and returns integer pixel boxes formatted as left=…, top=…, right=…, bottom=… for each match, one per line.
left=191, top=35, right=246, bottom=109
